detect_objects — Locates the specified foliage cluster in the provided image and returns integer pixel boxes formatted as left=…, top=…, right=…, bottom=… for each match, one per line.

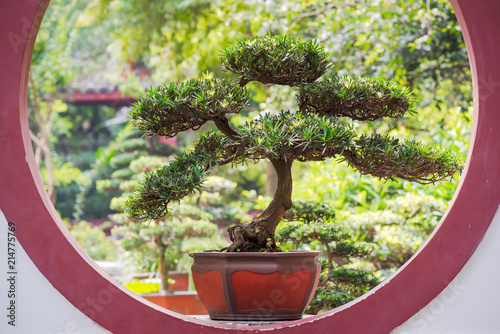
left=276, top=200, right=379, bottom=314
left=65, top=220, right=118, bottom=261
left=220, top=35, right=331, bottom=86
left=130, top=76, right=249, bottom=138
left=297, top=74, right=413, bottom=121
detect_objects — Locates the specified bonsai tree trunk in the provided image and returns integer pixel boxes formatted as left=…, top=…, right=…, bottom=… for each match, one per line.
left=266, top=161, right=278, bottom=197
left=154, top=235, right=171, bottom=294
left=227, top=158, right=293, bottom=252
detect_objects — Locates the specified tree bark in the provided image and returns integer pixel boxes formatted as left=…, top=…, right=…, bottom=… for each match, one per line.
left=213, top=115, right=239, bottom=141
left=256, top=158, right=294, bottom=234
left=154, top=235, right=171, bottom=294
left=266, top=160, right=278, bottom=197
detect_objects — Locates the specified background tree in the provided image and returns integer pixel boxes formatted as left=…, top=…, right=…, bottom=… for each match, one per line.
left=276, top=200, right=379, bottom=314
left=111, top=155, right=231, bottom=293
left=125, top=35, right=463, bottom=253
left=30, top=0, right=92, bottom=204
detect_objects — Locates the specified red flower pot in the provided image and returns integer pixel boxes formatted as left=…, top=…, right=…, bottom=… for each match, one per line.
left=191, top=251, right=321, bottom=321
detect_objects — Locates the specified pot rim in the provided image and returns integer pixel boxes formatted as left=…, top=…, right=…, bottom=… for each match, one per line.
left=191, top=250, right=321, bottom=257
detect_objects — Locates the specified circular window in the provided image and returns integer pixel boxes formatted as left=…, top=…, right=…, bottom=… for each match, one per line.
left=1, top=0, right=499, bottom=333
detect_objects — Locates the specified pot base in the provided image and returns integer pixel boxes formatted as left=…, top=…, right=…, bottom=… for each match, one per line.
left=209, top=313, right=302, bottom=321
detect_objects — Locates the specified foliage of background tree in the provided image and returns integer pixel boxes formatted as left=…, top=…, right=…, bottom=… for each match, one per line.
left=65, top=220, right=118, bottom=261
left=30, top=0, right=93, bottom=204
left=31, top=0, right=125, bottom=219
left=83, top=0, right=469, bottom=103
left=276, top=200, right=379, bottom=314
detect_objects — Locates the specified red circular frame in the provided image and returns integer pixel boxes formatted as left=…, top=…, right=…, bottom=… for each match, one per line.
left=1, top=1, right=499, bottom=333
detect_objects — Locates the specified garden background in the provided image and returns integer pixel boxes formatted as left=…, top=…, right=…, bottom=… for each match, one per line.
left=30, top=0, right=471, bottom=313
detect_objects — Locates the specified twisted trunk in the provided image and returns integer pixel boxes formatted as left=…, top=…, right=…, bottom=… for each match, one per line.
left=227, top=158, right=293, bottom=252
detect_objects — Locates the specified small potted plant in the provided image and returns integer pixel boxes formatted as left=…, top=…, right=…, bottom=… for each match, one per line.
left=125, top=35, right=462, bottom=321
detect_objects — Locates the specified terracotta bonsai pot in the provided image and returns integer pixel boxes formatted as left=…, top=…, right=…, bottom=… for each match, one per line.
left=191, top=251, right=321, bottom=321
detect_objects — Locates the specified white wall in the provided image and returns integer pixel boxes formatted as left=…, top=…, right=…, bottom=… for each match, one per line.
left=393, top=205, right=500, bottom=334
left=0, top=211, right=109, bottom=334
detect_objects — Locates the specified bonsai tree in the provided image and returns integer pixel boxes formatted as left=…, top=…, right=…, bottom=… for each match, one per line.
left=276, top=200, right=379, bottom=314
left=125, top=35, right=462, bottom=253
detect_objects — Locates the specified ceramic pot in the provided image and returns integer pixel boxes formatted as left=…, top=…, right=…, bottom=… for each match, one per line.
left=191, top=251, right=321, bottom=321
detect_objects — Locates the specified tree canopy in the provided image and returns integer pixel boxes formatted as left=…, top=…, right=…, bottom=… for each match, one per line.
left=125, top=35, right=463, bottom=252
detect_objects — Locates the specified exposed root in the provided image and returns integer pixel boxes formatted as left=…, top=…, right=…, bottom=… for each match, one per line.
left=225, top=222, right=281, bottom=252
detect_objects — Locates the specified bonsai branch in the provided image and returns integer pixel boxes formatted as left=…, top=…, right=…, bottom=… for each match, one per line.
left=213, top=115, right=239, bottom=141
left=238, top=77, right=250, bottom=87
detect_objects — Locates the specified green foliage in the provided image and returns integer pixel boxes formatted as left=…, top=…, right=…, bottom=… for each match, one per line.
left=292, top=162, right=392, bottom=211
left=239, top=110, right=356, bottom=161
left=110, top=152, right=140, bottom=169
left=193, top=130, right=233, bottom=157
left=87, top=0, right=469, bottom=108
left=66, top=220, right=118, bottom=261
left=332, top=241, right=374, bottom=258
left=220, top=35, right=331, bottom=86
left=185, top=175, right=254, bottom=226
left=96, top=124, right=176, bottom=198
left=276, top=200, right=378, bottom=314
left=284, top=199, right=335, bottom=223
left=277, top=220, right=352, bottom=246
left=96, top=179, right=122, bottom=193
left=344, top=193, right=447, bottom=275
left=344, top=134, right=464, bottom=184
left=112, top=138, right=148, bottom=153
left=29, top=0, right=91, bottom=208
left=297, top=74, right=414, bottom=121
left=309, top=266, right=380, bottom=312
left=308, top=286, right=356, bottom=311
left=49, top=162, right=92, bottom=188
left=129, top=75, right=249, bottom=138
left=328, top=266, right=379, bottom=288
left=110, top=168, right=134, bottom=180
left=125, top=151, right=212, bottom=220
left=31, top=0, right=83, bottom=95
